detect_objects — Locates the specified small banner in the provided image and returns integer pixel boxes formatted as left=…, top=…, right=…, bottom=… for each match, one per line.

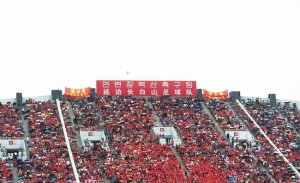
left=203, top=89, right=228, bottom=100
left=64, top=87, right=91, bottom=98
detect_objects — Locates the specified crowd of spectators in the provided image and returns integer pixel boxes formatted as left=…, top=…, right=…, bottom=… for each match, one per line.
left=0, top=102, right=24, bottom=138
left=61, top=100, right=107, bottom=182
left=3, top=94, right=300, bottom=182
left=205, top=100, right=246, bottom=130
left=232, top=99, right=300, bottom=182
left=96, top=96, right=185, bottom=182
left=0, top=159, right=13, bottom=182
left=151, top=97, right=271, bottom=182
left=72, top=99, right=102, bottom=131
left=16, top=99, right=75, bottom=182
left=0, top=102, right=23, bottom=182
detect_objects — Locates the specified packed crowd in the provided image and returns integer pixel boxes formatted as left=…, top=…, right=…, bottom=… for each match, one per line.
left=61, top=100, right=106, bottom=182
left=151, top=97, right=270, bottom=182
left=205, top=100, right=246, bottom=130
left=0, top=102, right=24, bottom=138
left=278, top=102, right=300, bottom=139
left=16, top=99, right=75, bottom=182
left=72, top=99, right=102, bottom=131
left=0, top=102, right=23, bottom=182
left=0, top=159, right=13, bottom=182
left=2, top=94, right=300, bottom=182
left=96, top=96, right=185, bottom=182
left=232, top=100, right=300, bottom=182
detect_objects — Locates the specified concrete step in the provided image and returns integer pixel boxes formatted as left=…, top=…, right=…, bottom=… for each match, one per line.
left=11, top=165, right=18, bottom=183
left=146, top=100, right=163, bottom=126
left=226, top=102, right=278, bottom=183
left=171, top=147, right=190, bottom=178
left=75, top=131, right=83, bottom=149
left=200, top=102, right=227, bottom=139
left=21, top=114, right=30, bottom=160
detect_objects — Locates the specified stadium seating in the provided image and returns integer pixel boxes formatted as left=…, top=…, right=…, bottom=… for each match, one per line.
left=0, top=102, right=24, bottom=138
left=231, top=100, right=300, bottom=182
left=96, top=97, right=185, bottom=182
left=151, top=97, right=271, bottom=182
left=17, top=99, right=75, bottom=182
left=61, top=100, right=106, bottom=182
left=2, top=94, right=300, bottom=182
left=0, top=159, right=13, bottom=182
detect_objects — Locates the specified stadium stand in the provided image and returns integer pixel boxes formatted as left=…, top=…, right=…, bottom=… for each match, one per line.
left=61, top=100, right=107, bottom=182
left=96, top=97, right=185, bottom=182
left=16, top=99, right=75, bottom=182
left=1, top=86, right=300, bottom=183
left=0, top=159, right=13, bottom=182
left=151, top=97, right=271, bottom=182
left=231, top=99, right=300, bottom=183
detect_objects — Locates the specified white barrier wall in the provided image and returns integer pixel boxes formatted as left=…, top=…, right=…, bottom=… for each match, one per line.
left=225, top=130, right=258, bottom=149
left=0, top=139, right=25, bottom=150
left=80, top=130, right=106, bottom=142
left=225, top=130, right=253, bottom=141
left=23, top=95, right=52, bottom=102
left=0, top=98, right=16, bottom=104
left=241, top=96, right=270, bottom=103
left=153, top=126, right=182, bottom=145
left=0, top=139, right=28, bottom=160
left=153, top=127, right=174, bottom=136
left=0, top=95, right=52, bottom=104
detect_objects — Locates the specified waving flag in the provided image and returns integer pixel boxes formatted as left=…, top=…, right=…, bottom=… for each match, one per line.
left=203, top=89, right=228, bottom=100
left=64, top=87, right=91, bottom=98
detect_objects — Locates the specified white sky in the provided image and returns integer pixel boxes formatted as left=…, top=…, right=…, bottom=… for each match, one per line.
left=0, top=0, right=299, bottom=100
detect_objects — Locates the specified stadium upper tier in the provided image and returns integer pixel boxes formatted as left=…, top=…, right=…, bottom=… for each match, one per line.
left=1, top=91, right=300, bottom=183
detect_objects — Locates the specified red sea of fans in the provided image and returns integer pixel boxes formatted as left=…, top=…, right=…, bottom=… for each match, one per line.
left=1, top=96, right=300, bottom=182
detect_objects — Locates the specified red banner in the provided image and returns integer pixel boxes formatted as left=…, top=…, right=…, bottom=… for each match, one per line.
left=203, top=89, right=228, bottom=100
left=96, top=80, right=197, bottom=97
left=65, top=87, right=91, bottom=98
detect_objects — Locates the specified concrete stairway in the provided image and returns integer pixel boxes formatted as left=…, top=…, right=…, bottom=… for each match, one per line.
left=12, top=166, right=18, bottom=183
left=200, top=102, right=227, bottom=139
left=226, top=101, right=278, bottom=183
left=172, top=147, right=190, bottom=178
left=66, top=100, right=109, bottom=182
left=146, top=98, right=163, bottom=126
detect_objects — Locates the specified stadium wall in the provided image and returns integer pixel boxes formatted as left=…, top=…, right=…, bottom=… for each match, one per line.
left=0, top=95, right=51, bottom=104
left=241, top=96, right=270, bottom=103
left=0, top=97, right=16, bottom=104
left=1, top=93, right=300, bottom=109
left=241, top=96, right=300, bottom=109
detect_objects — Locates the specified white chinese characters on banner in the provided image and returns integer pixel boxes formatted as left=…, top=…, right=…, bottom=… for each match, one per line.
left=127, top=89, right=134, bottom=95
left=103, top=89, right=110, bottom=95
left=186, top=89, right=193, bottom=95
left=174, top=89, right=181, bottom=95
left=151, top=89, right=158, bottom=96
left=96, top=80, right=197, bottom=96
left=115, top=89, right=122, bottom=95
left=140, top=89, right=146, bottom=95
